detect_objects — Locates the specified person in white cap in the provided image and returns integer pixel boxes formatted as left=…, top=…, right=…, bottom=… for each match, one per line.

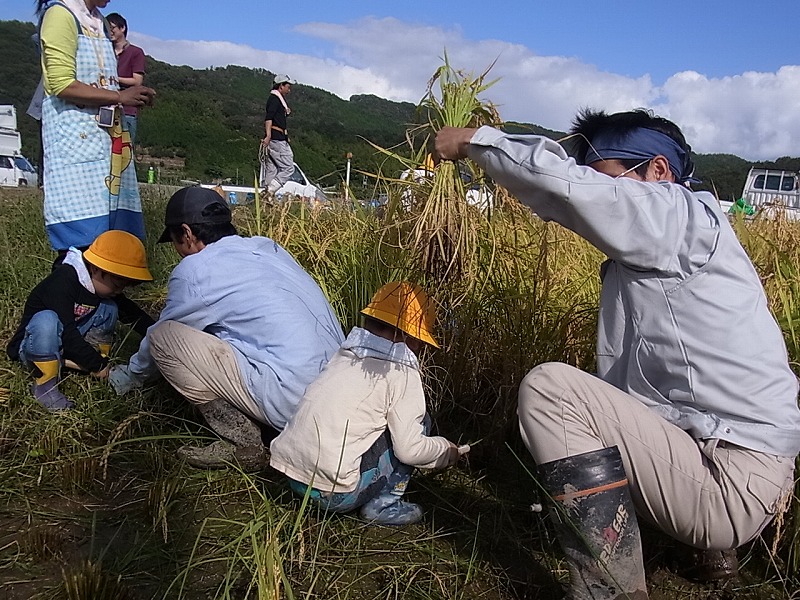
left=261, top=74, right=297, bottom=195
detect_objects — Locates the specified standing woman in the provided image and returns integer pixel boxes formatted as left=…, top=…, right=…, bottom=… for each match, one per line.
left=35, top=0, right=155, bottom=260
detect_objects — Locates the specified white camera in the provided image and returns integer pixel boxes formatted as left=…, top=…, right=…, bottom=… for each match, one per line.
left=97, top=106, right=115, bottom=128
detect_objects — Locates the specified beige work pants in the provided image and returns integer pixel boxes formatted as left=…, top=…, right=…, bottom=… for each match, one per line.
left=148, top=320, right=268, bottom=425
left=518, top=362, right=795, bottom=550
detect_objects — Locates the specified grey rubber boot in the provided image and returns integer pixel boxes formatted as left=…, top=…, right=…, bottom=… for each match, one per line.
left=538, top=446, right=649, bottom=600
left=177, top=400, right=269, bottom=471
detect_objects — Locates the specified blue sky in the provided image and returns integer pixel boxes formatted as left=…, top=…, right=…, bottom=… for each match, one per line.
left=3, top=0, right=799, bottom=160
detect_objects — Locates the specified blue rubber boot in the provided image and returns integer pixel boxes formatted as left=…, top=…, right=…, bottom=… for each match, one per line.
left=359, top=462, right=421, bottom=526
left=359, top=493, right=423, bottom=526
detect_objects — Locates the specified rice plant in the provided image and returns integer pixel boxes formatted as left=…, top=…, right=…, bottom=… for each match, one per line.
left=405, top=54, right=499, bottom=282
left=49, top=560, right=135, bottom=600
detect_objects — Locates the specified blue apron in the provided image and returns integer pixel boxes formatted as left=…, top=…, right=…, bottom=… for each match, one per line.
left=40, top=1, right=144, bottom=251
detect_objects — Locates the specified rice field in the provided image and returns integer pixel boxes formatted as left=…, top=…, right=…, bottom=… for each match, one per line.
left=0, top=181, right=798, bottom=599
left=0, top=57, right=798, bottom=600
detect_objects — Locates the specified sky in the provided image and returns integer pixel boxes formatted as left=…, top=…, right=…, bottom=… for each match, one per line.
left=2, top=0, right=799, bottom=161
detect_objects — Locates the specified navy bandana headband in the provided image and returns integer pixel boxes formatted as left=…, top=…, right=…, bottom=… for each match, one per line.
left=584, top=127, right=698, bottom=184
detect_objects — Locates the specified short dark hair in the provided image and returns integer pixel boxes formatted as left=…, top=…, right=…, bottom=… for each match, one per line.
left=569, top=108, right=694, bottom=178
left=106, top=12, right=127, bottom=34
left=167, top=221, right=238, bottom=245
left=362, top=315, right=402, bottom=339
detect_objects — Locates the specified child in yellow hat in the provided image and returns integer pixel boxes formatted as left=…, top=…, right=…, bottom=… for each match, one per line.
left=270, top=281, right=467, bottom=526
left=6, top=230, right=154, bottom=411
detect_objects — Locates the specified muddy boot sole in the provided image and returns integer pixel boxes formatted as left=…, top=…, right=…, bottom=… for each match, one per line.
left=178, top=441, right=270, bottom=472
left=177, top=440, right=236, bottom=469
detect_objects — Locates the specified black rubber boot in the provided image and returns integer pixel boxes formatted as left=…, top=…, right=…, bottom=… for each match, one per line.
left=538, top=446, right=649, bottom=600
left=683, top=548, right=739, bottom=583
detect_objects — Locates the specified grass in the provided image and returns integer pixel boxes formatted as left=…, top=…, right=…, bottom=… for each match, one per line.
left=0, top=186, right=798, bottom=599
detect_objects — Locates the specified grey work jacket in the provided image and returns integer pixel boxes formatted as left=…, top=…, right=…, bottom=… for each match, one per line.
left=468, top=127, right=800, bottom=457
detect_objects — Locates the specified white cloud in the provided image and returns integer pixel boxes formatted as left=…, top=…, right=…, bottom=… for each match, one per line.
left=131, top=18, right=800, bottom=161
left=654, top=67, right=800, bottom=159
left=131, top=33, right=413, bottom=102
left=295, top=19, right=658, bottom=129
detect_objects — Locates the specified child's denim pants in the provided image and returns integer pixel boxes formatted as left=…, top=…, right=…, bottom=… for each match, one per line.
left=17, top=301, right=118, bottom=365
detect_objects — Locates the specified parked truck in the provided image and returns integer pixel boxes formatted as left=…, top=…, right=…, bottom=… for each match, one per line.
left=0, top=105, right=38, bottom=188
left=718, top=168, right=800, bottom=220
left=741, top=168, right=799, bottom=219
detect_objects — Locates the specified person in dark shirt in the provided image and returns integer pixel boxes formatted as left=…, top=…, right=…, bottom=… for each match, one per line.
left=7, top=230, right=154, bottom=411
left=260, top=74, right=296, bottom=194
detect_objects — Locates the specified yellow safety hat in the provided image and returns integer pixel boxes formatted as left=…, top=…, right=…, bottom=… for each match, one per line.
left=83, top=230, right=153, bottom=281
left=361, top=281, right=439, bottom=348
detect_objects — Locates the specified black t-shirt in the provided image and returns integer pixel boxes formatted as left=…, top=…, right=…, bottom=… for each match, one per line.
left=6, top=264, right=155, bottom=372
left=264, top=93, right=289, bottom=141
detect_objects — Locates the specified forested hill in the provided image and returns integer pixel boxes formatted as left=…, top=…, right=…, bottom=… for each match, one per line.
left=1, top=19, right=797, bottom=199
left=0, top=19, right=420, bottom=192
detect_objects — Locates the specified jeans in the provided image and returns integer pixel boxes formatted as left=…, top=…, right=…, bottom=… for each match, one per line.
left=123, top=114, right=138, bottom=147
left=18, top=302, right=118, bottom=365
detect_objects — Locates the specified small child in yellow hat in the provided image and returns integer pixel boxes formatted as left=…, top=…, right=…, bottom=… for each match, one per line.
left=6, top=230, right=154, bottom=411
left=270, top=281, right=467, bottom=525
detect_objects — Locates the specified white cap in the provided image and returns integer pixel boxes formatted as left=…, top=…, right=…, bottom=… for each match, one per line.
left=274, top=74, right=297, bottom=85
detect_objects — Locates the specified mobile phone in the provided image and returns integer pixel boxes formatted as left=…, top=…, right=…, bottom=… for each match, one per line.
left=97, top=105, right=115, bottom=128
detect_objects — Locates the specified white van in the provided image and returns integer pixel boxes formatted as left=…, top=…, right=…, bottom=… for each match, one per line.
left=0, top=153, right=38, bottom=188
left=0, top=105, right=38, bottom=188
left=400, top=161, right=494, bottom=212
left=258, top=162, right=327, bottom=203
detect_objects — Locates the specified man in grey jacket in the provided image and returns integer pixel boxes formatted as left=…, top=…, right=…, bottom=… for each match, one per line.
left=436, top=110, right=799, bottom=599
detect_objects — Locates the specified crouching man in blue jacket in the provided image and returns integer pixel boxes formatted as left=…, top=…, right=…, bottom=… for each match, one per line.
left=110, top=187, right=344, bottom=469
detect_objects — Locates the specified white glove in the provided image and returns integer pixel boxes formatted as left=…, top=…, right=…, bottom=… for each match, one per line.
left=108, top=364, right=143, bottom=396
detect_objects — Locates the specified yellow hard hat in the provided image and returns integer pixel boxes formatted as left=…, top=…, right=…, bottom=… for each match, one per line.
left=83, top=230, right=153, bottom=281
left=361, top=281, right=439, bottom=348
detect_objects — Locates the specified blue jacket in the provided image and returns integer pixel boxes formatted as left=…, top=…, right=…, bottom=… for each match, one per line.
left=128, top=235, right=344, bottom=429
left=469, top=127, right=800, bottom=457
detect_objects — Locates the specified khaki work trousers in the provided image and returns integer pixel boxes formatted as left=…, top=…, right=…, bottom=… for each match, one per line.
left=149, top=320, right=268, bottom=425
left=518, top=362, right=795, bottom=550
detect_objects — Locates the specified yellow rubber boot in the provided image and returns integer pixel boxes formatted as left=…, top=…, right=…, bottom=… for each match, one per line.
left=85, top=329, right=113, bottom=358
left=32, top=359, right=59, bottom=385
left=31, top=360, right=74, bottom=411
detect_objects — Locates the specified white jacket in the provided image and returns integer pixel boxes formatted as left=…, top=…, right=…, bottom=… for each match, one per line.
left=270, top=328, right=453, bottom=492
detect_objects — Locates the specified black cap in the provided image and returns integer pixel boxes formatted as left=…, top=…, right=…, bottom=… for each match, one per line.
left=158, top=187, right=232, bottom=243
